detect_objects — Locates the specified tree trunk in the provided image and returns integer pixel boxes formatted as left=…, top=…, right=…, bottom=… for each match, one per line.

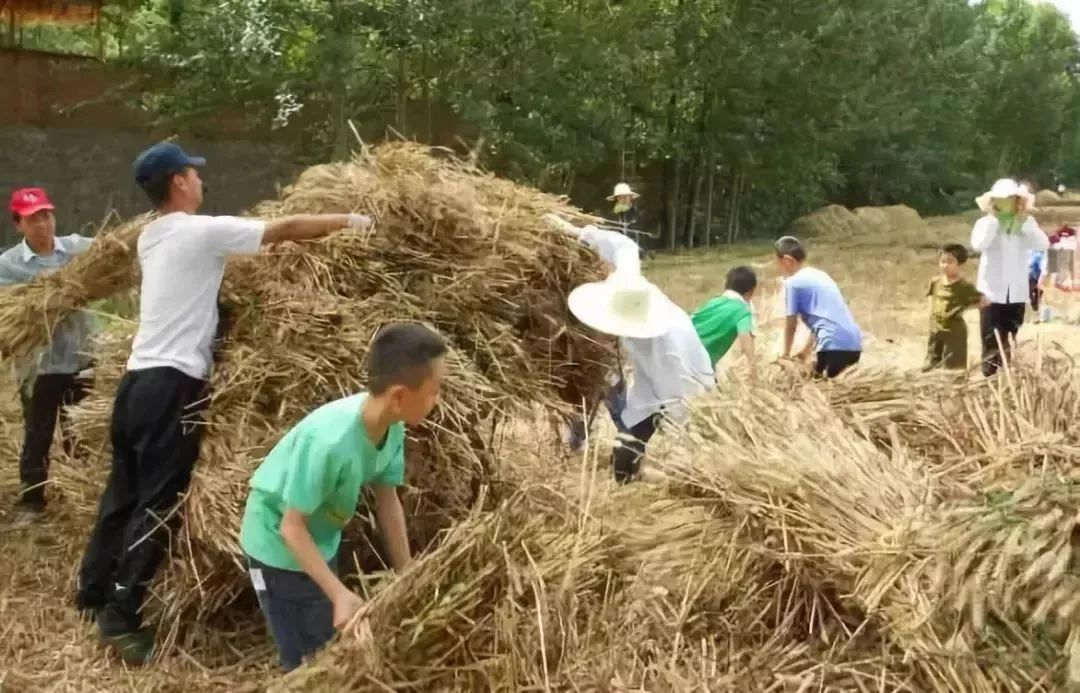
left=328, top=0, right=350, bottom=159
left=686, top=151, right=705, bottom=249
left=397, top=50, right=409, bottom=133
left=666, top=160, right=683, bottom=251
left=726, top=170, right=744, bottom=245
left=422, top=49, right=432, bottom=143
left=704, top=150, right=715, bottom=249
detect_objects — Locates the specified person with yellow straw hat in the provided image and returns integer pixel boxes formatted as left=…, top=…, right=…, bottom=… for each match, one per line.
left=567, top=247, right=713, bottom=483
left=971, top=178, right=1048, bottom=376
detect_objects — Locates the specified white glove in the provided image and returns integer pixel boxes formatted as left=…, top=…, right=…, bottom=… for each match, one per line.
left=543, top=213, right=583, bottom=237
left=347, top=214, right=373, bottom=231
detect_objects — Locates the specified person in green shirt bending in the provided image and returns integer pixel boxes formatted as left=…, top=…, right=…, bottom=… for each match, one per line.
left=691, top=266, right=758, bottom=380
left=239, top=323, right=447, bottom=672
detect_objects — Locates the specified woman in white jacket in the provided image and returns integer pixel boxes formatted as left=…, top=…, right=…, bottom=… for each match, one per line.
left=971, top=179, right=1049, bottom=376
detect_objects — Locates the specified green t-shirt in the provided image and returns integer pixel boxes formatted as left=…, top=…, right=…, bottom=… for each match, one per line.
left=691, top=293, right=755, bottom=365
left=239, top=393, right=406, bottom=571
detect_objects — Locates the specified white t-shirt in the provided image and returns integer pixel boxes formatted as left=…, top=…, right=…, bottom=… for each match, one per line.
left=621, top=308, right=714, bottom=428
left=127, top=212, right=266, bottom=380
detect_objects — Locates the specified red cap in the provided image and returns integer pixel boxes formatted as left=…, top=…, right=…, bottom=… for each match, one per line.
left=9, top=188, right=55, bottom=217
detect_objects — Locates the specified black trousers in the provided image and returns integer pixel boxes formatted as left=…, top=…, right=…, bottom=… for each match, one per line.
left=18, top=373, right=89, bottom=508
left=248, top=555, right=339, bottom=672
left=77, top=367, right=209, bottom=633
left=612, top=414, right=659, bottom=484
left=814, top=351, right=861, bottom=379
left=980, top=303, right=1025, bottom=377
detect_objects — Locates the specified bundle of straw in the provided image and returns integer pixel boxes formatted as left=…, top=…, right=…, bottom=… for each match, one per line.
left=0, top=214, right=148, bottom=362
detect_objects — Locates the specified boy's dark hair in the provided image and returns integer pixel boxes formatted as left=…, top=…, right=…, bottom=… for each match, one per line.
left=940, top=244, right=969, bottom=264
left=725, top=266, right=758, bottom=296
left=774, top=236, right=807, bottom=262
left=368, top=323, right=447, bottom=395
left=140, top=176, right=173, bottom=207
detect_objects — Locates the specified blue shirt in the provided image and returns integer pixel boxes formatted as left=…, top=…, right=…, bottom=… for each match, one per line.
left=1029, top=250, right=1047, bottom=282
left=0, top=235, right=97, bottom=376
left=785, top=267, right=862, bottom=352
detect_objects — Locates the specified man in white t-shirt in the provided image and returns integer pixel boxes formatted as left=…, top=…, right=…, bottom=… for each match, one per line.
left=76, top=142, right=373, bottom=664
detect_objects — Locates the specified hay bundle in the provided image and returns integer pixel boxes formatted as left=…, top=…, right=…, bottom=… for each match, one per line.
left=275, top=489, right=616, bottom=691
left=46, top=142, right=614, bottom=645
left=791, top=204, right=859, bottom=238
left=1037, top=189, right=1063, bottom=206
left=880, top=204, right=923, bottom=231
left=661, top=372, right=1072, bottom=688
left=0, top=214, right=147, bottom=363
left=853, top=205, right=889, bottom=234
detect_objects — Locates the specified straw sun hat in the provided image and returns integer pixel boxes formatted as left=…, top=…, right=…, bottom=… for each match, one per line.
left=568, top=265, right=676, bottom=340
left=976, top=178, right=1036, bottom=212
left=606, top=182, right=640, bottom=201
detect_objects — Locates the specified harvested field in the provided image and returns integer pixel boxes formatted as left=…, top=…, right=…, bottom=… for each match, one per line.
left=2, top=154, right=1080, bottom=691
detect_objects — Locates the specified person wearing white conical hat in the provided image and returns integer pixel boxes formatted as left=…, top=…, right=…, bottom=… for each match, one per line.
left=607, top=182, right=640, bottom=230
left=971, top=177, right=1049, bottom=376
left=544, top=213, right=643, bottom=454
left=567, top=249, right=713, bottom=483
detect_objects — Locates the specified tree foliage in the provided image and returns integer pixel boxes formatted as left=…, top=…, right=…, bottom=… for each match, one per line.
left=10, top=0, right=1080, bottom=246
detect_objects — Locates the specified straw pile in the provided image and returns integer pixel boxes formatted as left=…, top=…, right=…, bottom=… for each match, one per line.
left=247, top=356, right=1077, bottom=691
left=2, top=142, right=616, bottom=648
left=791, top=204, right=860, bottom=238
left=0, top=213, right=148, bottom=364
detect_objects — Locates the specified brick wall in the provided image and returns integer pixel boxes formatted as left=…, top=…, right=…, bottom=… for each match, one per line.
left=0, top=126, right=294, bottom=246
left=0, top=48, right=296, bottom=246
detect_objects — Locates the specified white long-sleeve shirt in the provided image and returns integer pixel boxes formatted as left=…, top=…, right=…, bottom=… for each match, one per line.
left=970, top=215, right=1049, bottom=304
left=621, top=309, right=714, bottom=428
left=546, top=215, right=640, bottom=269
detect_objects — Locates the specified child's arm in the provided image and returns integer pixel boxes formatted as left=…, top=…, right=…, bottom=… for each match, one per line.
left=782, top=316, right=798, bottom=359
left=280, top=509, right=364, bottom=627
left=374, top=485, right=412, bottom=572
left=737, top=333, right=756, bottom=382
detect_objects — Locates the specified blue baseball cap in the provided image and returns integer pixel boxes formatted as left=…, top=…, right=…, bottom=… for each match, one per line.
left=133, top=142, right=206, bottom=186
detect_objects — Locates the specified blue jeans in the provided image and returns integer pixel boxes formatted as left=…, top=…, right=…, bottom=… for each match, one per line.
left=248, top=555, right=338, bottom=672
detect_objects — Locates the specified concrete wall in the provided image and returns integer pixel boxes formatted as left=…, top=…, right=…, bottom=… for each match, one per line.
left=0, top=126, right=294, bottom=246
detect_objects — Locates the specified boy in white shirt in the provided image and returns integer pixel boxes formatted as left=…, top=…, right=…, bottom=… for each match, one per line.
left=76, top=142, right=374, bottom=664
left=971, top=179, right=1049, bottom=376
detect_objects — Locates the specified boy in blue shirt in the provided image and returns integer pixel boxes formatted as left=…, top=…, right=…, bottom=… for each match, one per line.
left=775, top=236, right=863, bottom=377
left=239, top=323, right=447, bottom=672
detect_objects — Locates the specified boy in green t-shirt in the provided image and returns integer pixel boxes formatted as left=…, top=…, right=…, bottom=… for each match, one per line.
left=239, top=323, right=447, bottom=672
left=691, top=266, right=758, bottom=380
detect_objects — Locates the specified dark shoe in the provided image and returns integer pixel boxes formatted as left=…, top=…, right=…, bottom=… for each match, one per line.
left=98, top=625, right=155, bottom=665
left=97, top=605, right=154, bottom=665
